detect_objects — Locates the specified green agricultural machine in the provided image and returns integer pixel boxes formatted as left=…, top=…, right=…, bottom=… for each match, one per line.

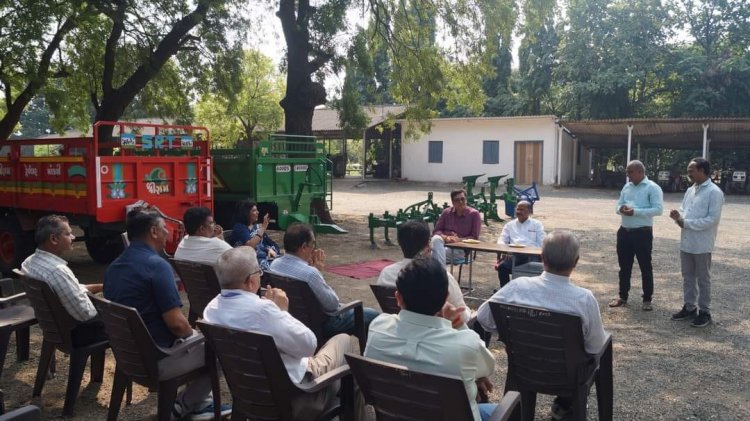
left=213, top=134, right=346, bottom=234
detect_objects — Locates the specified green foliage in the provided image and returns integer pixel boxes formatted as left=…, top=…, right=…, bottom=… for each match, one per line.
left=194, top=50, right=284, bottom=148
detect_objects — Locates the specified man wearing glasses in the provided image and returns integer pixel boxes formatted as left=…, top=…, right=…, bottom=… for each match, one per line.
left=174, top=206, right=231, bottom=265
left=204, top=247, right=364, bottom=419
left=270, top=223, right=380, bottom=337
left=431, top=189, right=482, bottom=266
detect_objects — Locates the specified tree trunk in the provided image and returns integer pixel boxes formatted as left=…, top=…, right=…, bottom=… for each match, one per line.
left=277, top=0, right=328, bottom=136
left=93, top=0, right=210, bottom=141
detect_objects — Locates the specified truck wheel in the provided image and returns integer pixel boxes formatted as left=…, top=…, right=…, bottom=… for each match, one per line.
left=0, top=217, right=34, bottom=275
left=85, top=234, right=125, bottom=264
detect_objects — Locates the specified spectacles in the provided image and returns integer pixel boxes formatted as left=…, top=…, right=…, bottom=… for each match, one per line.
left=247, top=268, right=264, bottom=279
left=452, top=196, right=467, bottom=202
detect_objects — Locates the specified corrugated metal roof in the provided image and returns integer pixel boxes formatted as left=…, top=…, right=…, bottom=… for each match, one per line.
left=561, top=117, right=750, bottom=149
left=311, top=105, right=406, bottom=137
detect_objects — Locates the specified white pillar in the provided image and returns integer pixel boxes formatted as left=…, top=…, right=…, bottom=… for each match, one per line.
left=557, top=126, right=563, bottom=185
left=588, top=148, right=593, bottom=179
left=362, top=129, right=367, bottom=180
left=626, top=125, right=633, bottom=184
left=702, top=124, right=709, bottom=158
left=637, top=142, right=641, bottom=160
left=571, top=138, right=577, bottom=183
left=388, top=132, right=393, bottom=179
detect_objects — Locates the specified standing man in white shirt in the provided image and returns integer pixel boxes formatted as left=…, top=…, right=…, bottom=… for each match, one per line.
left=204, top=247, right=363, bottom=419
left=477, top=230, right=607, bottom=420
left=609, top=160, right=663, bottom=311
left=495, top=201, right=545, bottom=289
left=669, top=158, right=724, bottom=328
left=174, top=206, right=231, bottom=265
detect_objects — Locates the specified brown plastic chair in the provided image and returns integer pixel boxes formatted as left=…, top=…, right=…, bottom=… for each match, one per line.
left=489, top=302, right=614, bottom=421
left=369, top=285, right=399, bottom=314
left=90, top=296, right=221, bottom=421
left=0, top=287, right=37, bottom=414
left=344, top=353, right=522, bottom=421
left=0, top=404, right=40, bottom=420
left=169, top=259, right=221, bottom=327
left=15, top=272, right=108, bottom=417
left=197, top=320, right=355, bottom=421
left=265, top=271, right=366, bottom=353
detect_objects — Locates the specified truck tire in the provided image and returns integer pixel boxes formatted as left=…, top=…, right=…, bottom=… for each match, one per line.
left=85, top=234, right=125, bottom=264
left=0, top=216, right=35, bottom=276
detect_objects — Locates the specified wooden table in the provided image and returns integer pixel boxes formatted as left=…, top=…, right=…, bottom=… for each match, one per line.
left=446, top=241, right=542, bottom=296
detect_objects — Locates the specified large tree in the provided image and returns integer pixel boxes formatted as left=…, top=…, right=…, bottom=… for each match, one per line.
left=277, top=0, right=512, bottom=135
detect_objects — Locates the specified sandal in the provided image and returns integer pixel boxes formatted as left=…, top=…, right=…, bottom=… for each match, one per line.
left=608, top=297, right=627, bottom=307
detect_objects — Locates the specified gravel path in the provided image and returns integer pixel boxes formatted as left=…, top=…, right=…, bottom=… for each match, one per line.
left=2, top=179, right=747, bottom=420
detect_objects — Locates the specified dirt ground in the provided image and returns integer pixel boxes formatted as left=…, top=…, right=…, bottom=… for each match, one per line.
left=2, top=178, right=748, bottom=420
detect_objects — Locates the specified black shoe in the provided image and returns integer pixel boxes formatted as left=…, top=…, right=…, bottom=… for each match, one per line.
left=671, top=306, right=697, bottom=320
left=691, top=311, right=712, bottom=327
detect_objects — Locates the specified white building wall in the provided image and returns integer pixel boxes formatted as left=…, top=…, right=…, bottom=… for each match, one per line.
left=401, top=116, right=560, bottom=185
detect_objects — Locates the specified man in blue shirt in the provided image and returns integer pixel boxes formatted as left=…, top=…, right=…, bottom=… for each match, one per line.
left=669, top=158, right=724, bottom=328
left=104, top=208, right=230, bottom=419
left=609, top=160, right=663, bottom=311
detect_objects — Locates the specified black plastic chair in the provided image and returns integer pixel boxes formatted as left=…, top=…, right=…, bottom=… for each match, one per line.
left=169, top=259, right=221, bottom=327
left=0, top=285, right=36, bottom=414
left=369, top=285, right=399, bottom=314
left=265, top=271, right=366, bottom=353
left=345, top=353, right=522, bottom=421
left=91, top=296, right=221, bottom=421
left=489, top=302, right=613, bottom=421
left=198, top=320, right=354, bottom=421
left=15, top=272, right=108, bottom=417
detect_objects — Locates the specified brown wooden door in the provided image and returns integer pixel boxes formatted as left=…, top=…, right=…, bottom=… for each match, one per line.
left=514, top=141, right=543, bottom=184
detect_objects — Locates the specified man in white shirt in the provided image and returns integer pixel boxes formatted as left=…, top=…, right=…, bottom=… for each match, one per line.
left=203, top=247, right=362, bottom=420
left=377, top=220, right=470, bottom=323
left=477, top=230, right=607, bottom=420
left=21, top=215, right=107, bottom=346
left=669, top=158, right=724, bottom=328
left=366, top=257, right=496, bottom=421
left=174, top=206, right=231, bottom=265
left=495, top=201, right=545, bottom=288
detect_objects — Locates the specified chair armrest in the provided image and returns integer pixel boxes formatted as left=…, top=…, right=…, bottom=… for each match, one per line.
left=159, top=333, right=206, bottom=356
left=0, top=404, right=41, bottom=421
left=592, top=332, right=613, bottom=362
left=330, top=300, right=363, bottom=317
left=296, top=364, right=352, bottom=394
left=0, top=292, right=28, bottom=306
left=488, top=391, right=522, bottom=421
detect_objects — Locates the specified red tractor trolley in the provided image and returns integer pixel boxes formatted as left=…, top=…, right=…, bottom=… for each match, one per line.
left=0, top=121, right=212, bottom=274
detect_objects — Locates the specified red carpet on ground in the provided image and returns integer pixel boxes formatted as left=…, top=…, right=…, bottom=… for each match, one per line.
left=326, top=259, right=394, bottom=280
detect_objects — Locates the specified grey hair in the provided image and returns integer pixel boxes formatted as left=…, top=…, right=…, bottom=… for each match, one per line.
left=542, top=230, right=580, bottom=273
left=35, top=215, right=69, bottom=246
left=215, top=247, right=259, bottom=289
left=516, top=200, right=532, bottom=210
left=627, top=160, right=645, bottom=173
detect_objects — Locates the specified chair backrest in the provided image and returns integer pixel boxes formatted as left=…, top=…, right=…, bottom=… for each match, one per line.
left=197, top=321, right=298, bottom=420
left=90, top=295, right=166, bottom=389
left=344, top=353, right=475, bottom=421
left=170, top=259, right=221, bottom=320
left=16, top=272, right=78, bottom=353
left=369, top=285, right=399, bottom=314
left=0, top=404, right=41, bottom=421
left=264, top=272, right=328, bottom=340
left=489, top=302, right=592, bottom=393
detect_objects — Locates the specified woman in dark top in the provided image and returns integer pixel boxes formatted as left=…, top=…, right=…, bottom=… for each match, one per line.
left=228, top=199, right=281, bottom=270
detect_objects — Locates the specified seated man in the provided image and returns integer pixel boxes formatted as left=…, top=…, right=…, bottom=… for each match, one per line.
left=477, top=230, right=608, bottom=420
left=21, top=215, right=107, bottom=346
left=495, top=200, right=545, bottom=288
left=204, top=247, right=364, bottom=420
left=431, top=189, right=482, bottom=266
left=377, top=219, right=470, bottom=324
left=104, top=209, right=230, bottom=420
left=366, top=257, right=496, bottom=421
left=174, top=206, right=231, bottom=265
left=270, top=223, right=379, bottom=338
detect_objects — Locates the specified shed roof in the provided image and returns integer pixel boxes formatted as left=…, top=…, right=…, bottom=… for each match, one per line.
left=561, top=117, right=750, bottom=149
left=311, top=105, right=405, bottom=138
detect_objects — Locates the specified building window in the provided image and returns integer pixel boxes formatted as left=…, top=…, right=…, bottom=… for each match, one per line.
left=428, top=141, right=443, bottom=163
left=482, top=140, right=499, bottom=164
